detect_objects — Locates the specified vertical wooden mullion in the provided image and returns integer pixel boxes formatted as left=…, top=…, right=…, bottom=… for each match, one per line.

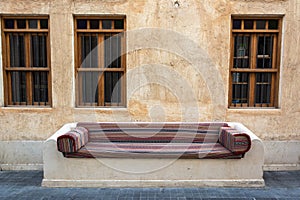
left=272, top=34, right=277, bottom=70
left=87, top=19, right=90, bottom=29
left=249, top=73, right=256, bottom=107
left=122, top=17, right=126, bottom=107
left=121, top=21, right=126, bottom=106
left=228, top=30, right=235, bottom=107
left=74, top=19, right=79, bottom=106
left=111, top=19, right=115, bottom=29
left=274, top=19, right=282, bottom=108
left=99, top=35, right=104, bottom=106
left=7, top=72, right=12, bottom=105
left=99, top=19, right=102, bottom=29
left=25, top=33, right=32, bottom=105
left=271, top=34, right=279, bottom=107
left=78, top=72, right=83, bottom=106
left=6, top=26, right=12, bottom=105
left=241, top=20, right=244, bottom=31
left=77, top=33, right=83, bottom=106
left=14, top=19, right=17, bottom=30
left=249, top=34, right=257, bottom=107
left=269, top=73, right=275, bottom=107
left=46, top=28, right=51, bottom=106
left=4, top=32, right=11, bottom=105
left=37, top=19, right=41, bottom=29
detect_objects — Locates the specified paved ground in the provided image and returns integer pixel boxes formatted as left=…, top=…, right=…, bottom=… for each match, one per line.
left=0, top=170, right=300, bottom=200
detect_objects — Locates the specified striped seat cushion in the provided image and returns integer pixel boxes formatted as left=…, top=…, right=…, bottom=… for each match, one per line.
left=58, top=122, right=250, bottom=159
left=57, top=127, right=89, bottom=153
left=77, top=122, right=229, bottom=143
left=64, top=142, right=243, bottom=159
left=218, top=127, right=251, bottom=154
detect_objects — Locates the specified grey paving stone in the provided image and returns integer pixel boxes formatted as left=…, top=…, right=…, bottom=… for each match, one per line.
left=1, top=171, right=300, bottom=199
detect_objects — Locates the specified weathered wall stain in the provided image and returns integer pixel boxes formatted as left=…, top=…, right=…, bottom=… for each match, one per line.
left=0, top=0, right=299, bottom=141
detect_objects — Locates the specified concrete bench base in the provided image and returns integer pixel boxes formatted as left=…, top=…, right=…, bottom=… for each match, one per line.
left=42, top=122, right=265, bottom=188
left=42, top=179, right=264, bottom=188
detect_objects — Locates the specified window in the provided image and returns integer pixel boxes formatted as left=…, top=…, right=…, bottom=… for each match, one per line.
left=2, top=17, right=51, bottom=106
left=229, top=17, right=282, bottom=108
left=74, top=16, right=126, bottom=107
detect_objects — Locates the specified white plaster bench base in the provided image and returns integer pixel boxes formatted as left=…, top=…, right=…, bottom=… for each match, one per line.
left=42, top=122, right=265, bottom=188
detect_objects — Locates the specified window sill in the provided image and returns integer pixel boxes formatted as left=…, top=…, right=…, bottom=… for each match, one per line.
left=74, top=107, right=127, bottom=111
left=0, top=106, right=53, bottom=113
left=227, top=107, right=281, bottom=115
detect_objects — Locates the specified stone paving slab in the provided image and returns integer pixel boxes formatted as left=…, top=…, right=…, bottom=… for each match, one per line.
left=0, top=171, right=300, bottom=199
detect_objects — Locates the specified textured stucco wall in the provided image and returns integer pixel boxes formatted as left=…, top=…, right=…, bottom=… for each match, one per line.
left=0, top=0, right=299, bottom=143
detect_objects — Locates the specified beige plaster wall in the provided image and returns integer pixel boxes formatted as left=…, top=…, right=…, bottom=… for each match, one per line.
left=0, top=0, right=299, bottom=142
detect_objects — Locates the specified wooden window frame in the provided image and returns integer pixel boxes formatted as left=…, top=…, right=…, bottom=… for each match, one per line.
left=1, top=16, right=51, bottom=107
left=229, top=16, right=282, bottom=108
left=74, top=16, right=126, bottom=107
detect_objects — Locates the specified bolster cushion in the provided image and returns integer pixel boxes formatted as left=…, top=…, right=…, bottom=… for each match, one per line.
left=219, top=127, right=251, bottom=154
left=57, top=127, right=89, bottom=153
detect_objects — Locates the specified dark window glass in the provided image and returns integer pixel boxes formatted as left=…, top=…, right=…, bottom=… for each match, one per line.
left=33, top=71, right=48, bottom=103
left=102, top=20, right=112, bottom=29
left=255, top=73, right=271, bottom=104
left=256, top=20, right=266, bottom=29
left=244, top=20, right=254, bottom=29
left=17, top=20, right=26, bottom=29
left=29, top=20, right=38, bottom=29
left=81, top=35, right=98, bottom=68
left=257, top=36, right=273, bottom=69
left=77, top=19, right=87, bottom=29
left=233, top=20, right=241, bottom=29
left=11, top=72, right=27, bottom=103
left=31, top=35, right=47, bottom=67
left=233, top=35, right=251, bottom=68
left=268, top=20, right=278, bottom=30
left=4, top=19, right=14, bottom=29
left=104, top=72, right=122, bottom=103
left=114, top=20, right=124, bottom=29
left=232, top=72, right=249, bottom=104
left=9, top=34, right=26, bottom=67
left=90, top=20, right=99, bottom=29
left=40, top=19, right=48, bottom=29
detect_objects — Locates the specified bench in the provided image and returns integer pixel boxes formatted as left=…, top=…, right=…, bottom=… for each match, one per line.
left=42, top=122, right=265, bottom=187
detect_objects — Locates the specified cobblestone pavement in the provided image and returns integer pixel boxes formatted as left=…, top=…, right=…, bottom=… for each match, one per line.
left=0, top=170, right=300, bottom=200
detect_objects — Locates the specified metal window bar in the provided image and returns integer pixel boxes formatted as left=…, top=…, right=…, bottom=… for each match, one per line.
left=242, top=36, right=245, bottom=68
left=266, top=73, right=271, bottom=104
left=260, top=73, right=264, bottom=106
left=86, top=72, right=90, bottom=105
left=240, top=73, right=244, bottom=104
left=262, top=35, right=266, bottom=68
left=269, top=36, right=273, bottom=68
left=34, top=72, right=40, bottom=104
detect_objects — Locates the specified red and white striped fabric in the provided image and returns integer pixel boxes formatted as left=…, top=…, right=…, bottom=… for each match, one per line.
left=218, top=127, right=251, bottom=154
left=57, top=127, right=89, bottom=153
